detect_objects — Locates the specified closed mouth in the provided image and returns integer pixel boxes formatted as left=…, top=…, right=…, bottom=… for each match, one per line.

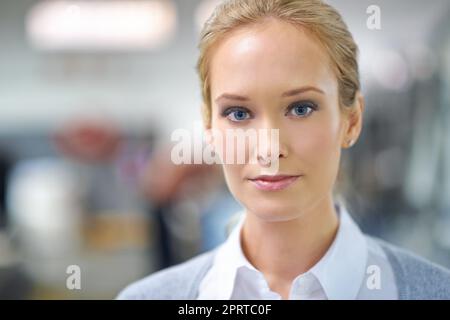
left=247, top=174, right=302, bottom=191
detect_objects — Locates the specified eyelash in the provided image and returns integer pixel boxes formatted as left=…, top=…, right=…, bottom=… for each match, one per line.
left=221, top=101, right=319, bottom=122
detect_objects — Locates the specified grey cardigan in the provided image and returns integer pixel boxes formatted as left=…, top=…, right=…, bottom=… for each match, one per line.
left=117, top=236, right=450, bottom=300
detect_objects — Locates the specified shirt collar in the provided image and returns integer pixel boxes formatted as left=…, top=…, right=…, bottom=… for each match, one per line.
left=306, top=205, right=368, bottom=299
left=211, top=204, right=368, bottom=300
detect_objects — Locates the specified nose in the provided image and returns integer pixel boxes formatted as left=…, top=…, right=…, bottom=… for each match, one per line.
left=252, top=118, right=289, bottom=167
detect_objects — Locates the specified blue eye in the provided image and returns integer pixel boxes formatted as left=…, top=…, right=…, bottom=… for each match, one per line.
left=223, top=107, right=251, bottom=122
left=287, top=102, right=317, bottom=117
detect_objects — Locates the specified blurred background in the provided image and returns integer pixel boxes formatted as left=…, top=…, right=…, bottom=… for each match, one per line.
left=0, top=0, right=449, bottom=299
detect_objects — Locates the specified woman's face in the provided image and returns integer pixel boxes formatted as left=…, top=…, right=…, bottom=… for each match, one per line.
left=207, top=19, right=357, bottom=222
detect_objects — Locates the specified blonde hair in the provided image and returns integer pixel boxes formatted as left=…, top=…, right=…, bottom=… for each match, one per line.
left=196, top=0, right=360, bottom=127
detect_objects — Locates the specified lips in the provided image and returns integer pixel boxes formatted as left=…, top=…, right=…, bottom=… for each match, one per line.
left=248, top=174, right=301, bottom=191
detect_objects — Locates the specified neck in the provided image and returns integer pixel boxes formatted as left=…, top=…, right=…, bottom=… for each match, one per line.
left=241, top=197, right=339, bottom=286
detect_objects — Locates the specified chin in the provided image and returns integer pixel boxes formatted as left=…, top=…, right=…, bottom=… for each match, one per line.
left=242, top=199, right=303, bottom=223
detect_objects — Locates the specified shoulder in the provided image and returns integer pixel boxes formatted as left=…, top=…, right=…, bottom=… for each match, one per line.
left=370, top=236, right=450, bottom=299
left=116, top=249, right=217, bottom=300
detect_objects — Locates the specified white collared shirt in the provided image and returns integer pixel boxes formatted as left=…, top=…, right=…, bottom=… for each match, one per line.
left=197, top=205, right=398, bottom=300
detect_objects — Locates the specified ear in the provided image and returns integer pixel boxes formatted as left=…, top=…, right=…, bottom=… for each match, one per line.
left=342, top=92, right=364, bottom=149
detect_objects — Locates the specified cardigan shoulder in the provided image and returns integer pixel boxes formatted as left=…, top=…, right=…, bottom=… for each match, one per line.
left=373, top=237, right=450, bottom=299
left=117, top=236, right=450, bottom=300
left=116, top=249, right=216, bottom=300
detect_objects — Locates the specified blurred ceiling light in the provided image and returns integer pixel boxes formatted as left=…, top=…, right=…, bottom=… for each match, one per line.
left=26, top=0, right=177, bottom=51
left=369, top=49, right=411, bottom=91
left=195, top=0, right=221, bottom=32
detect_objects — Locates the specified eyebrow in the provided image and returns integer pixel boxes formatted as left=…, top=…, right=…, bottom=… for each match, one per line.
left=215, top=86, right=325, bottom=103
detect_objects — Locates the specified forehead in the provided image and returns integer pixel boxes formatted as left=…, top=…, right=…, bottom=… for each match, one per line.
left=209, top=19, right=337, bottom=99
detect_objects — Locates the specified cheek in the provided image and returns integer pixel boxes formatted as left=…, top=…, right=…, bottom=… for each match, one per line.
left=211, top=121, right=254, bottom=165
left=307, top=125, right=339, bottom=158
left=289, top=114, right=343, bottom=173
left=221, top=163, right=246, bottom=203
left=210, top=122, right=247, bottom=182
left=222, top=163, right=243, bottom=180
left=210, top=121, right=252, bottom=198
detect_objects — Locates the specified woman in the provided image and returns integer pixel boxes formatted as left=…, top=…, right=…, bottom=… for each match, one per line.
left=118, top=0, right=450, bottom=299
